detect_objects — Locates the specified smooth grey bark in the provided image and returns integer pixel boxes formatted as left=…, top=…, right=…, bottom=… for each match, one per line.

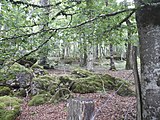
left=87, top=46, right=94, bottom=71
left=136, top=2, right=160, bottom=119
left=125, top=20, right=133, bottom=70
left=79, top=38, right=87, bottom=67
left=67, top=98, right=95, bottom=120
left=109, top=44, right=116, bottom=70
left=125, top=43, right=133, bottom=69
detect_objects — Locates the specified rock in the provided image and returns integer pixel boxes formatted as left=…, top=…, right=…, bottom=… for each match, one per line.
left=16, top=72, right=33, bottom=88
left=31, top=75, right=59, bottom=95
left=71, top=69, right=134, bottom=96
left=71, top=68, right=93, bottom=78
left=31, top=63, right=48, bottom=76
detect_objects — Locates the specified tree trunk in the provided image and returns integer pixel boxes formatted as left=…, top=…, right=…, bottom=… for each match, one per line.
left=67, top=98, right=95, bottom=120
left=109, top=44, right=116, bottom=70
left=95, top=44, right=99, bottom=59
left=132, top=46, right=142, bottom=120
left=136, top=2, right=160, bottom=119
left=87, top=46, right=94, bottom=71
left=39, top=0, right=49, bottom=66
left=125, top=20, right=133, bottom=70
left=125, top=43, right=133, bottom=69
left=79, top=39, right=87, bottom=67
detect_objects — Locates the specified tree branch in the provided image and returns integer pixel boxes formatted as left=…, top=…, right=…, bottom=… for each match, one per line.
left=7, top=0, right=62, bottom=8
left=13, top=30, right=57, bottom=64
left=1, top=8, right=136, bottom=41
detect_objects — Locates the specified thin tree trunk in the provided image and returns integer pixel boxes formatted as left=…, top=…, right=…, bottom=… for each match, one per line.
left=39, top=0, right=49, bottom=66
left=132, top=46, right=142, bottom=120
left=95, top=44, right=99, bottom=59
left=125, top=20, right=133, bottom=70
left=109, top=44, right=116, bottom=70
left=87, top=46, right=94, bottom=71
left=126, top=43, right=133, bottom=69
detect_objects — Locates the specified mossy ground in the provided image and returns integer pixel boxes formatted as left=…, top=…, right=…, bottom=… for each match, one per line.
left=0, top=96, right=22, bottom=120
left=28, top=93, right=52, bottom=106
left=0, top=86, right=11, bottom=96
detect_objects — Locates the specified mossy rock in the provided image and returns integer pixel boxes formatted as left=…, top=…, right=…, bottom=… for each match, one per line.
left=0, top=86, right=11, bottom=96
left=31, top=62, right=48, bottom=76
left=0, top=96, right=22, bottom=120
left=72, top=75, right=103, bottom=93
left=13, top=88, right=26, bottom=97
left=33, top=75, right=59, bottom=90
left=10, top=62, right=32, bottom=74
left=32, top=75, right=59, bottom=95
left=28, top=93, right=52, bottom=106
left=0, top=63, right=32, bottom=84
left=70, top=69, right=134, bottom=96
left=59, top=75, right=75, bottom=88
left=71, top=68, right=93, bottom=78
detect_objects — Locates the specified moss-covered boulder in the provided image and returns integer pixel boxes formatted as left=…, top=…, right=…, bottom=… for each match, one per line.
left=2, top=63, right=32, bottom=87
left=28, top=93, right=52, bottom=106
left=70, top=69, right=134, bottom=96
left=31, top=62, right=48, bottom=76
left=0, top=86, right=11, bottom=96
left=0, top=96, right=22, bottom=120
left=31, top=75, right=59, bottom=95
left=71, top=68, right=93, bottom=78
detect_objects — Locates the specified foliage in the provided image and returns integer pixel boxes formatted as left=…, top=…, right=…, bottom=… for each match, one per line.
left=0, top=0, right=137, bottom=68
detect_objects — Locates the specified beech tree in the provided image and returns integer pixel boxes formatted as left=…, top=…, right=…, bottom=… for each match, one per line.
left=135, top=0, right=160, bottom=119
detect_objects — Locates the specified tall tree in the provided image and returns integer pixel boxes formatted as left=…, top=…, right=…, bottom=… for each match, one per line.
left=109, top=44, right=116, bottom=70
left=135, top=1, right=160, bottom=119
left=125, top=19, right=133, bottom=70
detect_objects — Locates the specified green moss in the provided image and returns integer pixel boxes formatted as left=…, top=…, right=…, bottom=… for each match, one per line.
left=31, top=62, right=48, bottom=75
left=31, top=63, right=44, bottom=69
left=14, top=89, right=26, bottom=97
left=0, top=86, right=11, bottom=96
left=70, top=69, right=134, bottom=96
left=72, top=68, right=93, bottom=78
left=28, top=93, right=52, bottom=106
left=72, top=75, right=103, bottom=93
left=10, top=62, right=32, bottom=73
left=0, top=62, right=32, bottom=83
left=0, top=96, right=22, bottom=120
left=33, top=75, right=59, bottom=91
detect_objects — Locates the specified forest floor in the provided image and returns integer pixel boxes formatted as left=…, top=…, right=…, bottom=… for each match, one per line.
left=17, top=66, right=136, bottom=120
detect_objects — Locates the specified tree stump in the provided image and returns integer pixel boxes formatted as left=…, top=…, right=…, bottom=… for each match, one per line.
left=67, top=98, right=95, bottom=120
